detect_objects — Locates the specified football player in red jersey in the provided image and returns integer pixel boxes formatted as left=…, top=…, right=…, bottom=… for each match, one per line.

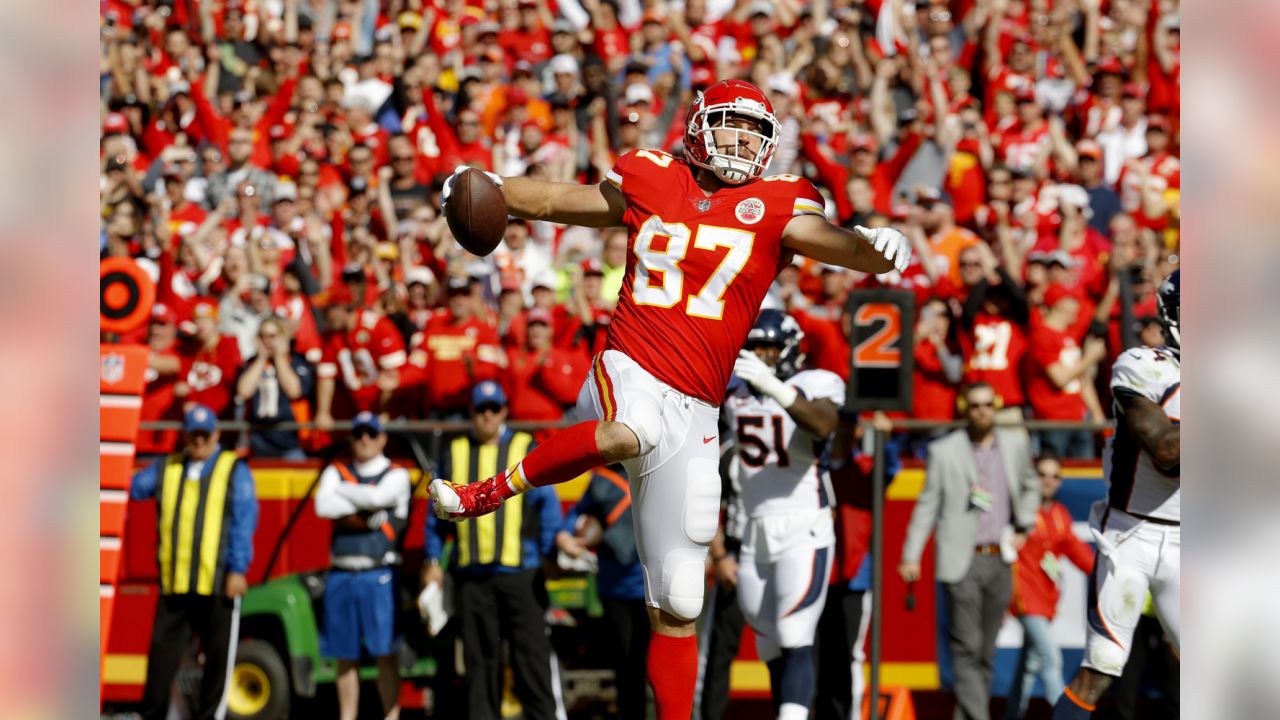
left=429, top=79, right=911, bottom=720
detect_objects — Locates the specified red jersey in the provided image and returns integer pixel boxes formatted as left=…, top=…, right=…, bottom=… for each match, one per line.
left=792, top=307, right=850, bottom=382
left=180, top=336, right=243, bottom=416
left=604, top=150, right=826, bottom=403
left=960, top=313, right=1028, bottom=406
left=403, top=314, right=502, bottom=412
left=1026, top=324, right=1087, bottom=420
left=138, top=347, right=182, bottom=455
left=1011, top=501, right=1095, bottom=619
left=912, top=338, right=959, bottom=421
left=317, top=310, right=407, bottom=414
left=504, top=346, right=589, bottom=428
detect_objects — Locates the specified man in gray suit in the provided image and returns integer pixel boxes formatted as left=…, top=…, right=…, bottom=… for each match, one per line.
left=898, top=382, right=1039, bottom=720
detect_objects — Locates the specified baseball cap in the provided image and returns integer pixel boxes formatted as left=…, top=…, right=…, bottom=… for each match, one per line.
left=749, top=0, right=775, bottom=17
left=1056, top=184, right=1090, bottom=209
left=1146, top=114, right=1170, bottom=132
left=507, top=87, right=529, bottom=105
left=151, top=303, right=177, bottom=325
left=191, top=298, right=219, bottom=321
left=549, top=54, right=579, bottom=76
left=1042, top=283, right=1079, bottom=308
left=766, top=73, right=799, bottom=98
left=1122, top=82, right=1145, bottom=98
left=1076, top=139, right=1103, bottom=160
left=351, top=411, right=384, bottom=435
left=472, top=380, right=507, bottom=407
left=326, top=284, right=355, bottom=307
left=447, top=275, right=475, bottom=294
left=914, top=186, right=952, bottom=206
left=850, top=134, right=878, bottom=152
left=1093, top=57, right=1125, bottom=76
left=103, top=112, right=129, bottom=135
left=397, top=11, right=423, bottom=30
left=624, top=83, right=654, bottom=106
left=531, top=270, right=558, bottom=290
left=551, top=19, right=575, bottom=34
left=405, top=266, right=436, bottom=287
left=476, top=20, right=501, bottom=36
left=274, top=180, right=298, bottom=202
left=184, top=404, right=218, bottom=433
left=581, top=258, right=604, bottom=276
left=527, top=308, right=553, bottom=326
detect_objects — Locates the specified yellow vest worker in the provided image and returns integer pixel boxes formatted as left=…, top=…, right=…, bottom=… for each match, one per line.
left=129, top=405, right=259, bottom=720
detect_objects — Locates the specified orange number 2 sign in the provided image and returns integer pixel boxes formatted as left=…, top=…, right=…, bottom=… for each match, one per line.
left=853, top=303, right=902, bottom=368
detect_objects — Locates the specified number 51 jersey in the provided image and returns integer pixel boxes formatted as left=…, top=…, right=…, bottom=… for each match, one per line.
left=604, top=149, right=827, bottom=405
left=723, top=369, right=847, bottom=516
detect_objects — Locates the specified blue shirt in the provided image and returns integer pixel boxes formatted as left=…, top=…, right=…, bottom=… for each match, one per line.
left=130, top=453, right=259, bottom=574
left=561, top=470, right=644, bottom=601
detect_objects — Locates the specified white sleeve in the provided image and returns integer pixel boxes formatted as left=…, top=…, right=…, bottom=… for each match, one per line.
left=336, top=467, right=413, bottom=512
left=790, top=369, right=846, bottom=406
left=314, top=467, right=358, bottom=519
left=1110, top=348, right=1171, bottom=405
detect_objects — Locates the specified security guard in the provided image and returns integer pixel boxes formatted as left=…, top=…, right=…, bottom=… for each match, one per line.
left=314, top=411, right=411, bottom=720
left=423, top=381, right=564, bottom=720
left=130, top=404, right=259, bottom=720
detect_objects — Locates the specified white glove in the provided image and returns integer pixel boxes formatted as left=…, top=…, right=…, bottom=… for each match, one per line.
left=856, top=225, right=912, bottom=273
left=441, top=164, right=503, bottom=204
left=733, top=350, right=798, bottom=407
left=417, top=581, right=449, bottom=637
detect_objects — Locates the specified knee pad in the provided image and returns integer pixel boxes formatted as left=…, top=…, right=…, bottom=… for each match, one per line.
left=619, top=397, right=663, bottom=455
left=682, top=459, right=721, bottom=544
left=659, top=548, right=708, bottom=621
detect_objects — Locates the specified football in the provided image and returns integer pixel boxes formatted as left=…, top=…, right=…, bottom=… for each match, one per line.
left=444, top=168, right=508, bottom=256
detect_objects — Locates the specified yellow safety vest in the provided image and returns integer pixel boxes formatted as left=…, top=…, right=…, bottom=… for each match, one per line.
left=157, top=450, right=238, bottom=595
left=451, top=432, right=535, bottom=569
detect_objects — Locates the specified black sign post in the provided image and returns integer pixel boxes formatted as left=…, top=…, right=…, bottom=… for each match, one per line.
left=844, top=288, right=914, bottom=719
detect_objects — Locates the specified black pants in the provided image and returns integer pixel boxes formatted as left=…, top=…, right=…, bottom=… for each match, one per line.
left=140, top=593, right=238, bottom=720
left=601, top=596, right=651, bottom=720
left=456, top=569, right=558, bottom=720
left=700, top=579, right=745, bottom=720
left=815, top=585, right=870, bottom=720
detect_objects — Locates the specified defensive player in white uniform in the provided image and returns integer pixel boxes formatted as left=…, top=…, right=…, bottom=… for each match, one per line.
left=1052, top=270, right=1180, bottom=719
left=723, top=309, right=844, bottom=720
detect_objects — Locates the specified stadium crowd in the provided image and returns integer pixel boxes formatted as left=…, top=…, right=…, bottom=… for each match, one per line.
left=99, top=0, right=1181, bottom=459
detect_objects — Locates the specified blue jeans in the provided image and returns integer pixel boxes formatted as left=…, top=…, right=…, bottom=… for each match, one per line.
left=1003, top=614, right=1064, bottom=719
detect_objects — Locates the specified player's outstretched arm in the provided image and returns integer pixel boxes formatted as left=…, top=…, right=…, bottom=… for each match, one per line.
left=1118, top=392, right=1180, bottom=472
left=502, top=176, right=627, bottom=228
left=781, top=214, right=911, bottom=274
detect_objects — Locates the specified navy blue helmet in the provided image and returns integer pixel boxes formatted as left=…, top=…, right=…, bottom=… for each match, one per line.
left=744, top=308, right=806, bottom=380
left=1156, top=269, right=1179, bottom=349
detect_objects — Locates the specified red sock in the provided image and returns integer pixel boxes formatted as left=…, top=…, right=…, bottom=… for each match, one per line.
left=647, top=632, right=697, bottom=720
left=516, top=421, right=603, bottom=488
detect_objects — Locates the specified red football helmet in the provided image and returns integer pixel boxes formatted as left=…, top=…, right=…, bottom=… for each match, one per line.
left=683, top=79, right=780, bottom=185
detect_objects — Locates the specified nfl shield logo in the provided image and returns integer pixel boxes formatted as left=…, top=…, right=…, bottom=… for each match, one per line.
left=696, top=199, right=711, bottom=212
left=101, top=353, right=125, bottom=385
